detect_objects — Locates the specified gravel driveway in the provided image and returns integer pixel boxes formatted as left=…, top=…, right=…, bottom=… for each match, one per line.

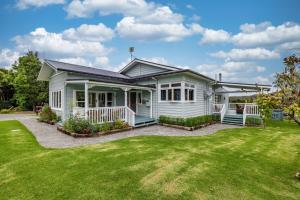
left=0, top=113, right=241, bottom=148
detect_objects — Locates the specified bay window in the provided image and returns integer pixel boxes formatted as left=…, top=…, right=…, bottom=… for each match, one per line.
left=160, top=82, right=195, bottom=102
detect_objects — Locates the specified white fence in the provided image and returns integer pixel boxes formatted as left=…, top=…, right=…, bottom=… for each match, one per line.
left=72, top=106, right=136, bottom=127
left=212, top=104, right=224, bottom=113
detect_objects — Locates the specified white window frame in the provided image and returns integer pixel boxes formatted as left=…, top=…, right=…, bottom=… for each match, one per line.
left=158, top=82, right=196, bottom=103
left=51, top=90, right=62, bottom=110
left=184, top=83, right=196, bottom=102
left=73, top=90, right=116, bottom=108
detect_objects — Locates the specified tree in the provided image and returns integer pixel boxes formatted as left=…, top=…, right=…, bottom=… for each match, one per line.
left=12, top=51, right=48, bottom=110
left=274, top=55, right=300, bottom=125
left=256, top=93, right=282, bottom=127
left=0, top=69, right=15, bottom=109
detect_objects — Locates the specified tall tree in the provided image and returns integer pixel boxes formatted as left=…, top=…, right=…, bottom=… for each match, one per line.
left=12, top=51, right=48, bottom=110
left=0, top=69, right=15, bottom=108
left=274, top=55, right=300, bottom=125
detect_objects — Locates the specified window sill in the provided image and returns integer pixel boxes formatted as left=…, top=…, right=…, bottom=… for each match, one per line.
left=158, top=101, right=196, bottom=103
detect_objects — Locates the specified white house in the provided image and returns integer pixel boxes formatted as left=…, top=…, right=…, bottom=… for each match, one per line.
left=37, top=58, right=271, bottom=127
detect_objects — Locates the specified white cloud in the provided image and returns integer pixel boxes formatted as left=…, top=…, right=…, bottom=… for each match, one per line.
left=62, top=23, right=114, bottom=42
left=211, top=48, right=280, bottom=61
left=16, top=0, right=65, bottom=10
left=200, top=28, right=230, bottom=44
left=256, top=66, right=266, bottom=72
left=58, top=57, right=93, bottom=67
left=232, top=22, right=300, bottom=47
left=13, top=27, right=111, bottom=58
left=195, top=61, right=270, bottom=84
left=66, top=0, right=155, bottom=18
left=141, top=57, right=169, bottom=65
left=276, top=41, right=300, bottom=51
left=189, top=14, right=201, bottom=22
left=116, top=17, right=196, bottom=42
left=186, top=4, right=194, bottom=10
left=0, top=49, right=20, bottom=69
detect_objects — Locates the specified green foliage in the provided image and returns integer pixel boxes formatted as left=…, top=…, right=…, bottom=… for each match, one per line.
left=63, top=116, right=96, bottom=135
left=0, top=109, right=12, bottom=114
left=273, top=55, right=300, bottom=125
left=99, top=121, right=111, bottom=132
left=113, top=119, right=126, bottom=129
left=246, top=116, right=262, bottom=126
left=256, top=93, right=281, bottom=127
left=39, top=105, right=58, bottom=122
left=159, top=115, right=217, bottom=127
left=12, top=51, right=48, bottom=110
left=212, top=114, right=221, bottom=121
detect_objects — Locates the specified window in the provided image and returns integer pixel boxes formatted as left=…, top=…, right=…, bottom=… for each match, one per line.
left=160, top=82, right=195, bottom=102
left=160, top=83, right=181, bottom=101
left=89, top=93, right=96, bottom=107
left=97, top=92, right=114, bottom=107
left=51, top=90, right=62, bottom=109
left=185, top=83, right=195, bottom=101
left=215, top=95, right=222, bottom=104
left=75, top=91, right=85, bottom=107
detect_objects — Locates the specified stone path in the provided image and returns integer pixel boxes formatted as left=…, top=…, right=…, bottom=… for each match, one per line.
left=0, top=113, right=242, bottom=148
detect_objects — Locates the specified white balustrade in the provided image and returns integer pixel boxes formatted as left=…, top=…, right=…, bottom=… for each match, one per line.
left=72, top=106, right=136, bottom=126
left=242, top=104, right=260, bottom=125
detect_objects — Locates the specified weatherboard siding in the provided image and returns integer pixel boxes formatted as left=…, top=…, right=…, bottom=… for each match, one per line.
left=125, top=63, right=169, bottom=77
left=154, top=74, right=211, bottom=118
left=48, top=71, right=68, bottom=119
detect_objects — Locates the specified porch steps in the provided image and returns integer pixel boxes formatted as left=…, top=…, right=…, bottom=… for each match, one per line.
left=222, top=115, right=243, bottom=126
left=134, top=115, right=157, bottom=128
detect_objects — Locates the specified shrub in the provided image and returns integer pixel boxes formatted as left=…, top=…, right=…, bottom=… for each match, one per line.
left=63, top=116, right=96, bottom=135
left=39, top=106, right=58, bottom=123
left=159, top=115, right=215, bottom=127
left=246, top=116, right=262, bottom=126
left=0, top=109, right=12, bottom=114
left=113, top=119, right=126, bottom=129
left=99, top=121, right=111, bottom=132
left=212, top=114, right=220, bottom=122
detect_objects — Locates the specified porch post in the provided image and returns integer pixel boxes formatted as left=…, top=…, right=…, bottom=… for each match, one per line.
left=124, top=88, right=128, bottom=122
left=84, top=81, right=89, bottom=120
left=149, top=90, right=153, bottom=118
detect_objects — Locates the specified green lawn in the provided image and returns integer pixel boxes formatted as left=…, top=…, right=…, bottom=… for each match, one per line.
left=0, top=120, right=299, bottom=200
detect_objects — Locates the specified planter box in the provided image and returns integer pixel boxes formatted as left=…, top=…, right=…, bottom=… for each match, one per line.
left=159, top=121, right=218, bottom=131
left=57, top=126, right=133, bottom=138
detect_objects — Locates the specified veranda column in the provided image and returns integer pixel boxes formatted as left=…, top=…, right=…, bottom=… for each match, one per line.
left=149, top=90, right=153, bottom=118
left=124, top=88, right=128, bottom=122
left=84, top=81, right=89, bottom=120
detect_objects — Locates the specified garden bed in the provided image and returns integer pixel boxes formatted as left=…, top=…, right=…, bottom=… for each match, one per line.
left=37, top=119, right=56, bottom=125
left=57, top=125, right=133, bottom=138
left=159, top=121, right=217, bottom=131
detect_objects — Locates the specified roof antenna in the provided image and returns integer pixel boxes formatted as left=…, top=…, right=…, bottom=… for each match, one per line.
left=129, top=47, right=135, bottom=61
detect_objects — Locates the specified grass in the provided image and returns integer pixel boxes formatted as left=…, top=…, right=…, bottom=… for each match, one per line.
left=0, top=120, right=299, bottom=200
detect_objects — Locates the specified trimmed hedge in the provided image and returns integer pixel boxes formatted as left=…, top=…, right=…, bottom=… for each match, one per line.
left=246, top=116, right=262, bottom=126
left=159, top=114, right=218, bottom=127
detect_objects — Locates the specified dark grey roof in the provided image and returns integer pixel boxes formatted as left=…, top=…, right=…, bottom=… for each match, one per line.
left=44, top=59, right=130, bottom=79
left=66, top=78, right=155, bottom=88
left=132, top=69, right=215, bottom=81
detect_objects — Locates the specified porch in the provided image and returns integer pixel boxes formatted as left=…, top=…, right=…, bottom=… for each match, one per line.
left=212, top=103, right=260, bottom=126
left=66, top=80, right=156, bottom=127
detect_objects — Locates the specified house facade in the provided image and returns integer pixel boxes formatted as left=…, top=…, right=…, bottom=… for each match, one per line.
left=38, top=58, right=271, bottom=127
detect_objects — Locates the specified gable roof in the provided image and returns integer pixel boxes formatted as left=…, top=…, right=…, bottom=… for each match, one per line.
left=119, top=58, right=181, bottom=74
left=132, top=68, right=215, bottom=82
left=44, top=59, right=130, bottom=79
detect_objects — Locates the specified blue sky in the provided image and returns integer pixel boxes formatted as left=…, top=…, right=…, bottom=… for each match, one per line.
left=0, top=0, right=300, bottom=84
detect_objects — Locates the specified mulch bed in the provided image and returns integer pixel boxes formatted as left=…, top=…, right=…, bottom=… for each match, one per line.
left=37, top=119, right=56, bottom=125
left=57, top=126, right=133, bottom=138
left=159, top=121, right=218, bottom=131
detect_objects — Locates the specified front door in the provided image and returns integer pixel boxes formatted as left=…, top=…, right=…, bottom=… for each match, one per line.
left=129, top=92, right=137, bottom=112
